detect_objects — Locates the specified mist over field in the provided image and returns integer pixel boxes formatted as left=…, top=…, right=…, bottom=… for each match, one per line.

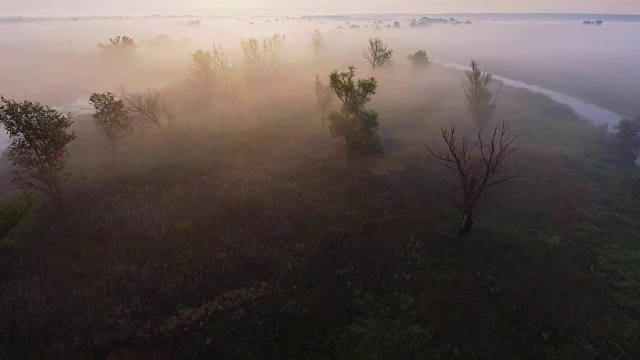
left=1, top=7, right=640, bottom=360
left=2, top=15, right=640, bottom=116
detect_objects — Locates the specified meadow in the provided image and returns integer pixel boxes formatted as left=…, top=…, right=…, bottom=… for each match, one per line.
left=0, top=16, right=639, bottom=359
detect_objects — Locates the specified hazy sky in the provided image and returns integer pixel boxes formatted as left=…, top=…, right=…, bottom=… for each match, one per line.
left=3, top=0, right=640, bottom=16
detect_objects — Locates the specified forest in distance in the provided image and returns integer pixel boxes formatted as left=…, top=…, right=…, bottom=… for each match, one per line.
left=1, top=12, right=640, bottom=360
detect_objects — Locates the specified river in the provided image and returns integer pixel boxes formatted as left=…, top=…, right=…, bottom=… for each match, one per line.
left=436, top=61, right=628, bottom=126
left=0, top=70, right=630, bottom=150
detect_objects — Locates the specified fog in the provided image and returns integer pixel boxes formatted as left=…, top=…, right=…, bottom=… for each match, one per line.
left=2, top=15, right=639, bottom=114
left=4, top=11, right=640, bottom=359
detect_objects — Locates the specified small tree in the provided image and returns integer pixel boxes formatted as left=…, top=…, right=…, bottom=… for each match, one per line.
left=328, top=66, right=382, bottom=162
left=189, top=49, right=216, bottom=100
left=407, top=50, right=430, bottom=70
left=463, top=60, right=499, bottom=130
left=119, top=88, right=174, bottom=133
left=98, top=36, right=137, bottom=54
left=427, top=122, right=519, bottom=235
left=89, top=92, right=133, bottom=167
left=315, top=75, right=334, bottom=133
left=0, top=97, right=76, bottom=217
left=311, top=29, right=324, bottom=59
left=613, top=117, right=640, bottom=164
left=363, top=37, right=394, bottom=76
left=263, top=33, right=286, bottom=75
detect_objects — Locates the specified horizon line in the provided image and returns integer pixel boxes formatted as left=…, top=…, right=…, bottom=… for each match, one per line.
left=2, top=12, right=640, bottom=18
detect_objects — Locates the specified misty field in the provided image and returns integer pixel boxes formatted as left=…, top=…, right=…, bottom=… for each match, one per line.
left=1, top=15, right=640, bottom=359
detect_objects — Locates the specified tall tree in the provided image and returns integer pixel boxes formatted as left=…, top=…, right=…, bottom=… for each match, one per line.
left=212, top=44, right=232, bottom=94
left=315, top=75, right=334, bottom=133
left=89, top=92, right=133, bottom=167
left=263, top=34, right=286, bottom=75
left=427, top=122, right=519, bottom=235
left=0, top=97, right=76, bottom=217
left=328, top=66, right=382, bottom=162
left=310, top=29, right=324, bottom=59
left=463, top=60, right=499, bottom=130
left=241, top=38, right=264, bottom=77
left=189, top=49, right=216, bottom=100
left=363, top=37, right=394, bottom=76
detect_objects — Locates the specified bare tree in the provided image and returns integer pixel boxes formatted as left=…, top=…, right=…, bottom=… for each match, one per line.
left=363, top=37, right=394, bottom=76
left=463, top=60, right=500, bottom=130
left=241, top=38, right=264, bottom=77
left=119, top=88, right=174, bottom=133
left=189, top=49, right=216, bottom=100
left=315, top=74, right=334, bottom=133
left=212, top=44, right=232, bottom=94
left=263, top=33, right=286, bottom=75
left=427, top=122, right=520, bottom=235
left=310, top=29, right=324, bottom=59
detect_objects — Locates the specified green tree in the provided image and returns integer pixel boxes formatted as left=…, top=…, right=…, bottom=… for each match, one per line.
left=0, top=97, right=76, bottom=217
left=613, top=117, right=640, bottom=164
left=363, top=37, right=394, bottom=76
left=315, top=74, right=334, bottom=133
left=89, top=92, right=133, bottom=167
left=328, top=66, right=382, bottom=162
left=463, top=60, right=499, bottom=130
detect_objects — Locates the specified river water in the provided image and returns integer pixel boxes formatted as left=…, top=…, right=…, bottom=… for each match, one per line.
left=0, top=70, right=630, bottom=149
left=436, top=61, right=628, bottom=126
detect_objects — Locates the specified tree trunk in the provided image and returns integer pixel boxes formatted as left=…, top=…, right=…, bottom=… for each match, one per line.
left=110, top=138, right=117, bottom=168
left=460, top=210, right=474, bottom=236
left=321, top=110, right=325, bottom=133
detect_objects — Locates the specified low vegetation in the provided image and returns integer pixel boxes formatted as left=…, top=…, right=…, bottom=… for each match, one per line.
left=0, top=31, right=639, bottom=360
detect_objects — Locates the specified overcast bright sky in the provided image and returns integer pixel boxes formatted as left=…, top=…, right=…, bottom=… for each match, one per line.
left=3, top=0, right=640, bottom=16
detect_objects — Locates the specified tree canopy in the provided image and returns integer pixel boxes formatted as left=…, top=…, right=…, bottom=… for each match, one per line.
left=89, top=92, right=133, bottom=166
left=0, top=96, right=76, bottom=215
left=328, top=66, right=382, bottom=161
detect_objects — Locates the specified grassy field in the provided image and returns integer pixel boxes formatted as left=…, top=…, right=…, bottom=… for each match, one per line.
left=0, top=62, right=639, bottom=359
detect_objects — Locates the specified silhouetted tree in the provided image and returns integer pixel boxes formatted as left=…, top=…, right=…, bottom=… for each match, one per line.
left=263, top=33, right=286, bottom=75
left=427, top=122, right=519, bottom=235
left=89, top=92, right=133, bottom=167
left=613, top=117, right=640, bottom=164
left=189, top=49, right=216, bottom=100
left=328, top=66, right=382, bottom=161
left=311, top=29, right=324, bottom=59
left=407, top=50, right=430, bottom=69
left=363, top=37, right=394, bottom=75
left=98, top=36, right=136, bottom=54
left=0, top=97, right=76, bottom=217
left=212, top=44, right=232, bottom=94
left=119, top=88, right=174, bottom=133
left=241, top=38, right=264, bottom=77
left=315, top=75, right=334, bottom=133
left=463, top=60, right=499, bottom=130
